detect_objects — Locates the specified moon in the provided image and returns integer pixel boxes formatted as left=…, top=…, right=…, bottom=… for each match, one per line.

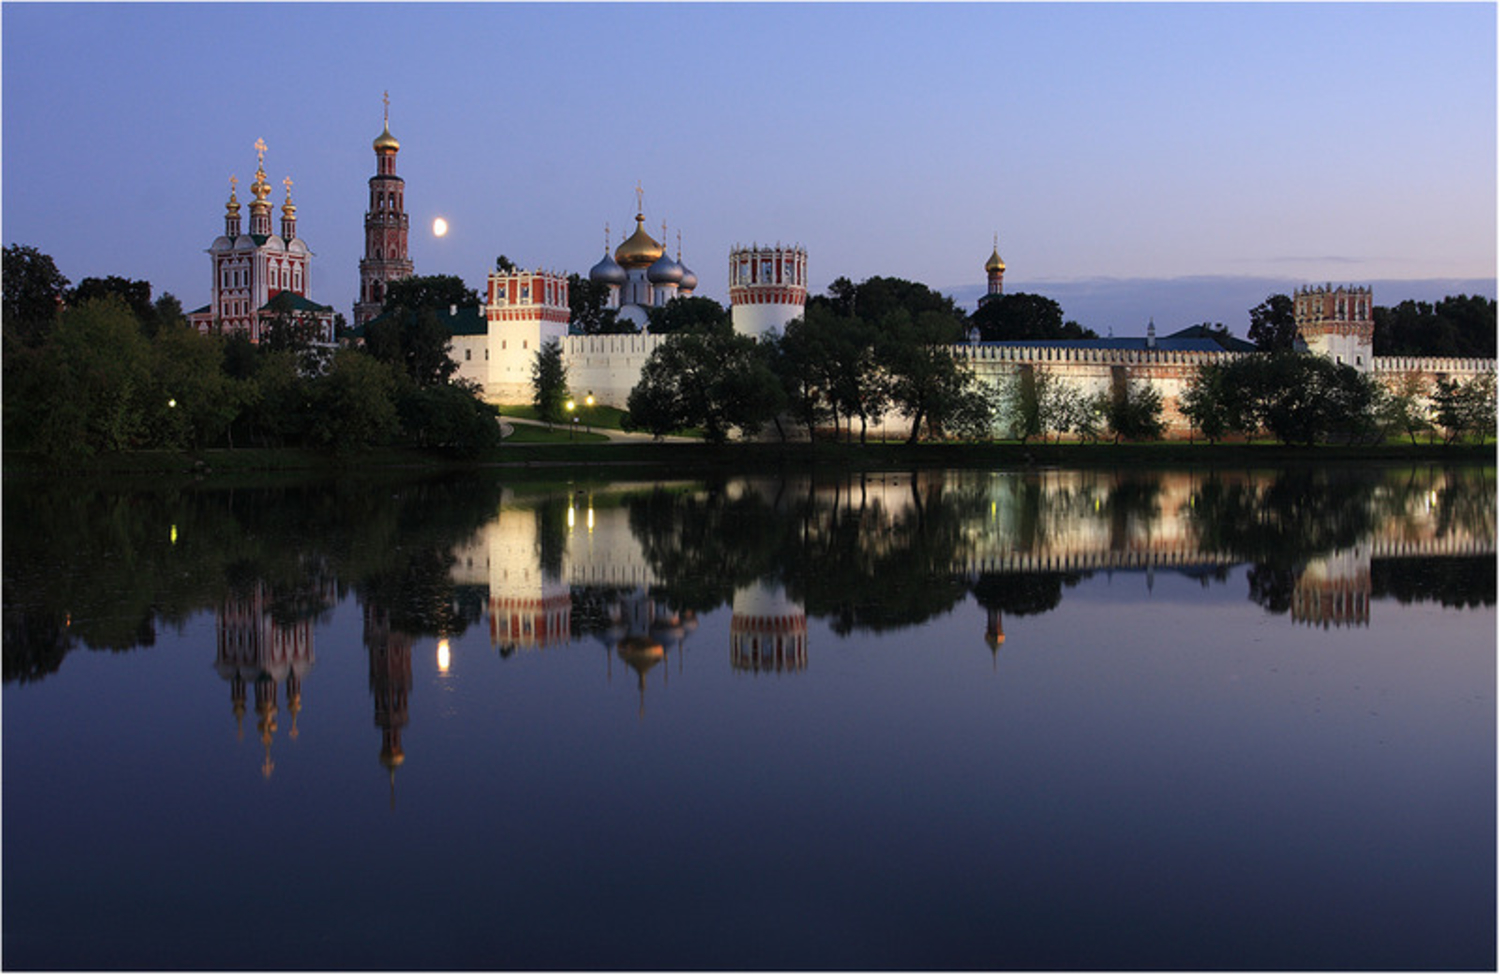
left=432, top=217, right=449, bottom=237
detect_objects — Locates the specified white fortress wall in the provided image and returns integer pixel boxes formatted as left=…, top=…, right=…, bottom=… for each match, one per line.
left=561, top=333, right=670, bottom=409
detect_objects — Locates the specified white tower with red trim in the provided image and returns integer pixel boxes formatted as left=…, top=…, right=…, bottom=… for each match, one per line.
left=485, top=266, right=571, bottom=402
left=729, top=243, right=807, bottom=339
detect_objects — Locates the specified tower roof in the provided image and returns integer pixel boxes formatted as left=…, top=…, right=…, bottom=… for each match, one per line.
left=986, top=246, right=1006, bottom=273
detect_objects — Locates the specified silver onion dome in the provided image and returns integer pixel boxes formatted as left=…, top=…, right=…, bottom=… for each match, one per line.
left=647, top=250, right=684, bottom=285
left=589, top=250, right=627, bottom=286
left=677, top=262, right=698, bottom=292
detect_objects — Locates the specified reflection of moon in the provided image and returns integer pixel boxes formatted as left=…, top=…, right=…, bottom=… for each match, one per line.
left=432, top=217, right=449, bottom=237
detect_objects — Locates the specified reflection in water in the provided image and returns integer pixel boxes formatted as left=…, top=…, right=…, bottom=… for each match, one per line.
left=364, top=604, right=412, bottom=808
left=214, top=582, right=317, bottom=777
left=731, top=581, right=808, bottom=674
left=3, top=464, right=1493, bottom=782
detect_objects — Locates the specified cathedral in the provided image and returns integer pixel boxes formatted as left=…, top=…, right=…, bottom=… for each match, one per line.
left=189, top=139, right=336, bottom=343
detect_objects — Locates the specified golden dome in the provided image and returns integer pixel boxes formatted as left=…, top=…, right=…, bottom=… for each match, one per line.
left=250, top=166, right=272, bottom=205
left=615, top=214, right=664, bottom=269
left=374, top=123, right=400, bottom=153
left=986, top=247, right=1006, bottom=273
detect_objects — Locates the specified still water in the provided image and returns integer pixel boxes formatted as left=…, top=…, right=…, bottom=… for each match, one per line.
left=3, top=464, right=1494, bottom=970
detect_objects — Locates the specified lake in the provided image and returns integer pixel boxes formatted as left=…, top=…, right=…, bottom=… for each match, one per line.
left=3, top=463, right=1494, bottom=970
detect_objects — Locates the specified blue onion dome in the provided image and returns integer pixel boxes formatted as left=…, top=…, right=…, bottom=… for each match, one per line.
left=590, top=250, right=627, bottom=286
left=677, top=262, right=698, bottom=292
left=647, top=250, right=684, bottom=285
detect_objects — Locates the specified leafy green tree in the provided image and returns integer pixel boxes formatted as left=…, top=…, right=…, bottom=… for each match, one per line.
left=1373, top=295, right=1497, bottom=358
left=878, top=310, right=988, bottom=442
left=495, top=255, right=516, bottom=273
left=1105, top=376, right=1165, bottom=442
left=567, top=272, right=624, bottom=334
left=1248, top=293, right=1297, bottom=351
left=306, top=349, right=401, bottom=449
left=1212, top=352, right=1383, bottom=445
left=768, top=317, right=835, bottom=441
left=1380, top=371, right=1435, bottom=445
left=647, top=296, right=729, bottom=334
left=1432, top=373, right=1497, bottom=444
left=364, top=307, right=457, bottom=387
left=999, top=366, right=1073, bottom=444
left=69, top=276, right=156, bottom=333
left=531, top=339, right=569, bottom=424
left=3, top=244, right=69, bottom=347
left=149, top=325, right=247, bottom=449
left=624, top=325, right=784, bottom=443
left=1180, top=363, right=1233, bottom=443
left=12, top=296, right=154, bottom=458
left=970, top=292, right=1097, bottom=342
left=397, top=381, right=502, bottom=457
left=381, top=274, right=479, bottom=314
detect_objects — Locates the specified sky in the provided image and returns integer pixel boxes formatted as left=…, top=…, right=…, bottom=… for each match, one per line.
left=3, top=2, right=1495, bottom=335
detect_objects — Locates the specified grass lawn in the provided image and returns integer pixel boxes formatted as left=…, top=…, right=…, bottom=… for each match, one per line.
left=502, top=422, right=611, bottom=444
left=499, top=403, right=629, bottom=431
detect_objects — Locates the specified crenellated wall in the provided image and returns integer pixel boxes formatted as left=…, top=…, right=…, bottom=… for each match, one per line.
left=560, top=333, right=671, bottom=407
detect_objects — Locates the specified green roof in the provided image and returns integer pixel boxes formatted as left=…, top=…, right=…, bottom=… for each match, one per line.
left=260, top=291, right=333, bottom=314
left=348, top=304, right=484, bottom=338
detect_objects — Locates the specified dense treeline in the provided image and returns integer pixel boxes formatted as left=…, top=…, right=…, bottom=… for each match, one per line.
left=2, top=246, right=501, bottom=461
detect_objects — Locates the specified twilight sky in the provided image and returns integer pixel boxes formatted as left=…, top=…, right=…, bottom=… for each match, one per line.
left=3, top=2, right=1494, bottom=335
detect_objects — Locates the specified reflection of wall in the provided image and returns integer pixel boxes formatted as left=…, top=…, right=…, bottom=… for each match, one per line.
left=731, top=581, right=807, bottom=674
left=1293, top=546, right=1372, bottom=628
left=214, top=582, right=316, bottom=778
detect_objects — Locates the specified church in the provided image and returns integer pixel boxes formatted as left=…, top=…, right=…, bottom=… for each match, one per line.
left=188, top=139, right=336, bottom=343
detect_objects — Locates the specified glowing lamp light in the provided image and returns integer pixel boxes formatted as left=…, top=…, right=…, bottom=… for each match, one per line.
left=567, top=504, right=576, bottom=529
left=432, top=217, right=449, bottom=237
left=170, top=524, right=178, bottom=545
left=437, top=639, right=451, bottom=674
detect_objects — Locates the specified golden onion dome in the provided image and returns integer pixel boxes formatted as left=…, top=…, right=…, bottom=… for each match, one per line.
left=250, top=167, right=272, bottom=205
left=986, top=247, right=1006, bottom=273
left=374, top=123, right=400, bottom=153
left=614, top=214, right=664, bottom=269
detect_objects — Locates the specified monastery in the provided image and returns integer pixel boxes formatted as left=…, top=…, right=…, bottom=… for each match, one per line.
left=191, top=106, right=1494, bottom=440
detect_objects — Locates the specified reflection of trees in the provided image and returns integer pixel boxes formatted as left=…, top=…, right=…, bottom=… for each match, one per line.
left=970, top=572, right=1090, bottom=617
left=1188, top=467, right=1378, bottom=567
left=1372, top=557, right=1495, bottom=609
left=3, top=474, right=505, bottom=682
left=627, top=481, right=784, bottom=613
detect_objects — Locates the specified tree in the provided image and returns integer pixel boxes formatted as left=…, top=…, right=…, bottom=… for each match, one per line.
left=878, top=310, right=987, bottom=443
left=767, top=320, right=833, bottom=441
left=495, top=255, right=516, bottom=273
left=306, top=349, right=401, bottom=450
left=624, top=325, right=784, bottom=443
left=397, top=381, right=502, bottom=457
left=647, top=295, right=729, bottom=334
left=531, top=339, right=569, bottom=424
left=3, top=244, right=70, bottom=347
left=1179, top=363, right=1232, bottom=443
left=971, top=292, right=1097, bottom=342
left=1000, top=365, right=1076, bottom=444
left=1380, top=372, right=1435, bottom=445
left=1373, top=295, right=1497, bottom=358
left=381, top=274, right=479, bottom=314
left=1105, top=376, right=1165, bottom=443
left=567, top=272, right=625, bottom=335
left=1432, top=373, right=1497, bottom=444
left=363, top=307, right=457, bottom=387
left=1248, top=293, right=1297, bottom=351
left=69, top=276, right=156, bottom=333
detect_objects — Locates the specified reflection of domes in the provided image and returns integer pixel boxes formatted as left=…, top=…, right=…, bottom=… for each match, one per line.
left=380, top=744, right=406, bottom=768
left=615, top=214, right=663, bottom=269
left=647, top=251, right=683, bottom=285
left=617, top=635, right=664, bottom=674
left=590, top=251, right=627, bottom=286
left=374, top=123, right=400, bottom=153
left=985, top=247, right=1006, bottom=273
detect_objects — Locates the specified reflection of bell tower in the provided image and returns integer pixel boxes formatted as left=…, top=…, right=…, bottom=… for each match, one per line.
left=1293, top=546, right=1372, bottom=628
left=730, top=581, right=807, bottom=674
left=364, top=604, right=412, bottom=807
left=214, top=582, right=316, bottom=778
left=984, top=607, right=1005, bottom=669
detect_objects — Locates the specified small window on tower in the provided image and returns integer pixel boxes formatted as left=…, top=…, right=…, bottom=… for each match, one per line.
left=465, top=349, right=472, bottom=361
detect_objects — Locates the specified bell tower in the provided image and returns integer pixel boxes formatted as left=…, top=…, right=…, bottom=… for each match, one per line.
left=355, top=92, right=414, bottom=327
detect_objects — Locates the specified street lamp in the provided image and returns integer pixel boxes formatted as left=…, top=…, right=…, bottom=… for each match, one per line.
left=585, top=392, right=595, bottom=432
left=565, top=399, right=575, bottom=439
